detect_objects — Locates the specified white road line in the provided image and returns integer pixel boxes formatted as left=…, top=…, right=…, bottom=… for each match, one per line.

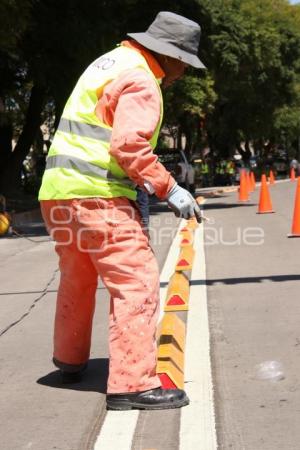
left=180, top=223, right=218, bottom=450
left=93, top=411, right=139, bottom=450
left=93, top=220, right=183, bottom=450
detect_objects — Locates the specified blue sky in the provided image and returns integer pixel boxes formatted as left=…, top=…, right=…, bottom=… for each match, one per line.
left=289, top=0, right=300, bottom=4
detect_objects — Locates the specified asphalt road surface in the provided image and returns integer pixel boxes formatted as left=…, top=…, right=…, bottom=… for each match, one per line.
left=205, top=179, right=300, bottom=450
left=1, top=180, right=300, bottom=450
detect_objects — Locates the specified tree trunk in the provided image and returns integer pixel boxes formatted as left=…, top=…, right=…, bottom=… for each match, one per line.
left=182, top=114, right=195, bottom=161
left=236, top=140, right=251, bottom=164
left=0, top=84, right=46, bottom=195
left=0, top=113, right=13, bottom=173
left=177, top=125, right=183, bottom=150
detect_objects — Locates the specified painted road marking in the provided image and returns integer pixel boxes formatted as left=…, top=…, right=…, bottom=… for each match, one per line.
left=180, top=223, right=217, bottom=449
left=93, top=411, right=139, bottom=450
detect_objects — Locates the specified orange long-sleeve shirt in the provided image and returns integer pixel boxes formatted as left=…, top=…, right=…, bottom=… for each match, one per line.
left=94, top=42, right=175, bottom=199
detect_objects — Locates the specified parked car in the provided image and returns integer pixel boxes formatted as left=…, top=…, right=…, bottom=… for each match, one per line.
left=249, top=156, right=258, bottom=169
left=157, top=149, right=195, bottom=193
left=273, top=157, right=289, bottom=176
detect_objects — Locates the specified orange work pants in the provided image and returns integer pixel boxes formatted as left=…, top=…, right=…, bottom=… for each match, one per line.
left=40, top=197, right=161, bottom=394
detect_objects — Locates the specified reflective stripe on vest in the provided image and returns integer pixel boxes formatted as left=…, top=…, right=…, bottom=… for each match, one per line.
left=46, top=154, right=135, bottom=187
left=57, top=118, right=112, bottom=142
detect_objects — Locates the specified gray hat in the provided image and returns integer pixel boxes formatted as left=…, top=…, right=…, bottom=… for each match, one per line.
left=128, top=11, right=205, bottom=69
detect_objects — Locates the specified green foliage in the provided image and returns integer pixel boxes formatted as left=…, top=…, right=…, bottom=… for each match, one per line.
left=163, top=73, right=217, bottom=151
left=195, top=0, right=300, bottom=154
left=273, top=78, right=300, bottom=143
left=165, top=74, right=216, bottom=122
left=274, top=105, right=300, bottom=138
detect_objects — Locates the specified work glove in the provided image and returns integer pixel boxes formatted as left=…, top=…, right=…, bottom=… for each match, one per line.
left=167, top=183, right=202, bottom=223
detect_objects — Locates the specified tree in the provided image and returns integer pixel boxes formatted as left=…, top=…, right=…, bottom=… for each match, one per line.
left=197, top=0, right=300, bottom=158
left=163, top=73, right=216, bottom=155
left=0, top=0, right=33, bottom=187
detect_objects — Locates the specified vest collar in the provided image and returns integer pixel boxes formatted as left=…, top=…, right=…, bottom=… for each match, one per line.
left=121, top=40, right=165, bottom=82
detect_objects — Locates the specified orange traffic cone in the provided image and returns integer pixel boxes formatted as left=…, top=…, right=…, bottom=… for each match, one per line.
left=238, top=170, right=249, bottom=201
left=269, top=170, right=275, bottom=185
left=257, top=174, right=274, bottom=214
left=290, top=167, right=296, bottom=181
left=288, top=177, right=300, bottom=237
left=250, top=171, right=256, bottom=191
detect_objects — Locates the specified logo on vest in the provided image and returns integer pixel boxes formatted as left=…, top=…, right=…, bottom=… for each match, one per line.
left=92, top=57, right=115, bottom=70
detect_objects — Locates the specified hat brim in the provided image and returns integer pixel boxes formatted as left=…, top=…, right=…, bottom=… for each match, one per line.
left=127, top=32, right=205, bottom=69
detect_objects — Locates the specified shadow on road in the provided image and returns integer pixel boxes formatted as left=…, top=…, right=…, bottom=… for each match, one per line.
left=14, top=222, right=48, bottom=236
left=191, top=274, right=300, bottom=286
left=37, top=358, right=109, bottom=394
left=203, top=202, right=256, bottom=210
left=1, top=222, right=49, bottom=240
left=149, top=197, right=171, bottom=215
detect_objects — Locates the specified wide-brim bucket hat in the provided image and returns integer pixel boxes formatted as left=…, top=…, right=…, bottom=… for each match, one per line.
left=128, top=11, right=205, bottom=69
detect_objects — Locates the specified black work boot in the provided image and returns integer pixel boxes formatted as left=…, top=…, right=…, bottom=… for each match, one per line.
left=53, top=357, right=88, bottom=384
left=106, top=387, right=189, bottom=410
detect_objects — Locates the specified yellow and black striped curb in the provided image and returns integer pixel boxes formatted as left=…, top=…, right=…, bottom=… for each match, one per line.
left=156, top=213, right=202, bottom=389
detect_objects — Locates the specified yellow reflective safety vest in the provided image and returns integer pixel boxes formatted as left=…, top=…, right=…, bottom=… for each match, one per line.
left=201, top=163, right=209, bottom=174
left=39, top=46, right=163, bottom=201
left=226, top=161, right=234, bottom=174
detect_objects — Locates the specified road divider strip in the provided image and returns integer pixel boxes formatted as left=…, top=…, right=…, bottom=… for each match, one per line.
left=164, top=272, right=190, bottom=311
left=157, top=217, right=198, bottom=388
left=157, top=313, right=186, bottom=389
left=175, top=245, right=195, bottom=271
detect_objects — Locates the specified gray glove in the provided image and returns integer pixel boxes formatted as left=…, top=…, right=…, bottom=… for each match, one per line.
left=167, top=183, right=202, bottom=223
